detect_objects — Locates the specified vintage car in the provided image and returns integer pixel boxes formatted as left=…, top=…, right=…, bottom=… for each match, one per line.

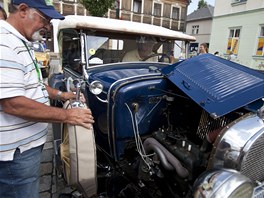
left=33, top=41, right=50, bottom=78
left=49, top=15, right=264, bottom=198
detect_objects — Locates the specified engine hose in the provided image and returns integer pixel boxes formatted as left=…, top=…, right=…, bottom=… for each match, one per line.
left=143, top=138, right=189, bottom=178
left=145, top=142, right=174, bottom=171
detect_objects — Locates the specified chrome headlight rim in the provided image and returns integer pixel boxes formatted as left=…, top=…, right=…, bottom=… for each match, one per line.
left=89, top=80, right=104, bottom=95
left=193, top=168, right=254, bottom=198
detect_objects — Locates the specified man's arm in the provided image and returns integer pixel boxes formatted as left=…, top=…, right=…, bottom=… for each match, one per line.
left=0, top=96, right=94, bottom=129
left=45, top=84, right=76, bottom=101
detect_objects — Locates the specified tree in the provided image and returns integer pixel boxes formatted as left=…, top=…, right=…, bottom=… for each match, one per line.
left=80, top=0, right=115, bottom=17
left=198, top=0, right=208, bottom=9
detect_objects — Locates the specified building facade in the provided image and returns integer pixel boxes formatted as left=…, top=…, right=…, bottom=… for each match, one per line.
left=185, top=5, right=214, bottom=56
left=52, top=0, right=191, bottom=52
left=209, top=0, right=264, bottom=70
left=52, top=0, right=190, bottom=32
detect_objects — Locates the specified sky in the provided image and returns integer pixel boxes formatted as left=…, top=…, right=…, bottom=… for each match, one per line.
left=187, top=0, right=215, bottom=14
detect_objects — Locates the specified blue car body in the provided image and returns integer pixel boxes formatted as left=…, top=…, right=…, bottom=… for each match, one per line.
left=49, top=15, right=264, bottom=198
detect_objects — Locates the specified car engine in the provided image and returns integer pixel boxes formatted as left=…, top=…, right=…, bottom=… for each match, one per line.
left=94, top=77, right=264, bottom=198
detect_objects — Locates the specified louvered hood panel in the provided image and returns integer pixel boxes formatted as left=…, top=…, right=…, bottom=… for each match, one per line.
left=161, top=54, right=264, bottom=118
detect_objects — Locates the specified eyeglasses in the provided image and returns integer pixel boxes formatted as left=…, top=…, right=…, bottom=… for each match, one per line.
left=32, top=9, right=51, bottom=26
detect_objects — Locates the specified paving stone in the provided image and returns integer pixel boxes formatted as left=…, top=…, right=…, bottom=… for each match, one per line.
left=40, top=162, right=53, bottom=176
left=41, top=149, right=54, bottom=163
left=40, top=192, right=51, bottom=198
left=44, top=141, right=54, bottom=150
left=46, top=133, right=54, bottom=142
left=52, top=183, right=57, bottom=194
left=40, top=175, right=52, bottom=192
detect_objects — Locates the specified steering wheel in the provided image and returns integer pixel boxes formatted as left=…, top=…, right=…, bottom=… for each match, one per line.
left=142, top=53, right=171, bottom=63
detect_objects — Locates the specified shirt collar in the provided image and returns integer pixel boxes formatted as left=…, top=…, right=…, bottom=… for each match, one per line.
left=0, top=20, right=30, bottom=44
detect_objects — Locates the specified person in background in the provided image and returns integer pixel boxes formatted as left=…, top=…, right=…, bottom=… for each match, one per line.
left=0, top=1, right=94, bottom=198
left=169, top=50, right=176, bottom=63
left=0, top=6, right=7, bottom=20
left=41, top=39, right=47, bottom=49
left=227, top=51, right=236, bottom=61
left=199, top=43, right=208, bottom=55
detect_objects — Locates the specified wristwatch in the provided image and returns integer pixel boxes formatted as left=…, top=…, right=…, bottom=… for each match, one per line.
left=56, top=90, right=62, bottom=100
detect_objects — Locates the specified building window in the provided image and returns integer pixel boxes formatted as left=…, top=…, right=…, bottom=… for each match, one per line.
left=226, top=28, right=241, bottom=55
left=256, top=26, right=264, bottom=56
left=172, top=7, right=180, bottom=20
left=192, top=25, right=199, bottom=35
left=153, top=3, right=162, bottom=16
left=231, top=0, right=247, bottom=4
left=133, top=0, right=142, bottom=13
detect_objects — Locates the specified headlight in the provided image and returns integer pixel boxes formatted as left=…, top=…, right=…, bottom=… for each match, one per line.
left=89, top=81, right=103, bottom=95
left=193, top=169, right=253, bottom=198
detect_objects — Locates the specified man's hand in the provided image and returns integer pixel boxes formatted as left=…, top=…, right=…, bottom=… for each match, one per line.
left=65, top=108, right=94, bottom=129
left=45, top=85, right=86, bottom=102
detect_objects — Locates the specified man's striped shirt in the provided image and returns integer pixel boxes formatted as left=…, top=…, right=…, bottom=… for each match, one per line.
left=0, top=20, right=49, bottom=161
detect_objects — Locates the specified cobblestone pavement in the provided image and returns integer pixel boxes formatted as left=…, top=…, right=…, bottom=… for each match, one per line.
left=39, top=124, right=72, bottom=198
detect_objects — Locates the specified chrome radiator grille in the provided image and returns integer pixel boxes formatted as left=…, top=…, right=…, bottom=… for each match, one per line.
left=241, top=132, right=264, bottom=182
left=208, top=113, right=264, bottom=183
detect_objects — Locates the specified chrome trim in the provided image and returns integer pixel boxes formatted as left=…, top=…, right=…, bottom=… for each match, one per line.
left=194, top=169, right=253, bottom=198
left=257, top=104, right=264, bottom=120
left=208, top=113, right=264, bottom=182
left=86, top=61, right=168, bottom=70
left=81, top=32, right=89, bottom=80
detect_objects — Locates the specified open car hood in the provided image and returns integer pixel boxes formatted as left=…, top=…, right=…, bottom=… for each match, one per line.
left=161, top=54, right=264, bottom=118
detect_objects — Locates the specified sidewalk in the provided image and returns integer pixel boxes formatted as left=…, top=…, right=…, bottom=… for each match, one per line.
left=39, top=124, right=72, bottom=198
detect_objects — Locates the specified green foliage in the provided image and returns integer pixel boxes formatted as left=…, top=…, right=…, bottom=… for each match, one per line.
left=80, top=0, right=115, bottom=17
left=198, top=0, right=208, bottom=9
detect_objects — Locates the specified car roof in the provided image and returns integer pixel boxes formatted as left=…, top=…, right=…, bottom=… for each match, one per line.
left=57, top=15, right=196, bottom=42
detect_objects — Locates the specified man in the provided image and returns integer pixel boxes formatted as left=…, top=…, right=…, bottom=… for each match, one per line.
left=227, top=51, right=236, bottom=61
left=0, top=1, right=94, bottom=197
left=122, top=36, right=158, bottom=62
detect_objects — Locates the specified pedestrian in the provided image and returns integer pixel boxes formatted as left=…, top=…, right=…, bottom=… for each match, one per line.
left=41, top=40, right=47, bottom=49
left=227, top=51, right=236, bottom=61
left=0, top=6, right=7, bottom=20
left=198, top=43, right=208, bottom=55
left=0, top=1, right=94, bottom=198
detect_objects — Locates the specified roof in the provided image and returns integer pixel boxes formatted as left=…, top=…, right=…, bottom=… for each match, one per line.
left=187, top=4, right=214, bottom=22
left=58, top=15, right=196, bottom=42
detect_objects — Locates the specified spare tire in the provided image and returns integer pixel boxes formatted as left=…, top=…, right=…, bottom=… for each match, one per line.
left=60, top=100, right=97, bottom=198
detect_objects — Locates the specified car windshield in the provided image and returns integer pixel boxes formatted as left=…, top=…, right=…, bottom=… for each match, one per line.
left=86, top=33, right=176, bottom=65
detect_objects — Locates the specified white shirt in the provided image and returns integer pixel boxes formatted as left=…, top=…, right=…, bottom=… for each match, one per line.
left=122, top=49, right=158, bottom=62
left=0, top=20, right=49, bottom=161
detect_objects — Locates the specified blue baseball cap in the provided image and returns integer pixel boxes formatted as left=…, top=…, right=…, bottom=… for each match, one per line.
left=12, top=0, right=65, bottom=20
